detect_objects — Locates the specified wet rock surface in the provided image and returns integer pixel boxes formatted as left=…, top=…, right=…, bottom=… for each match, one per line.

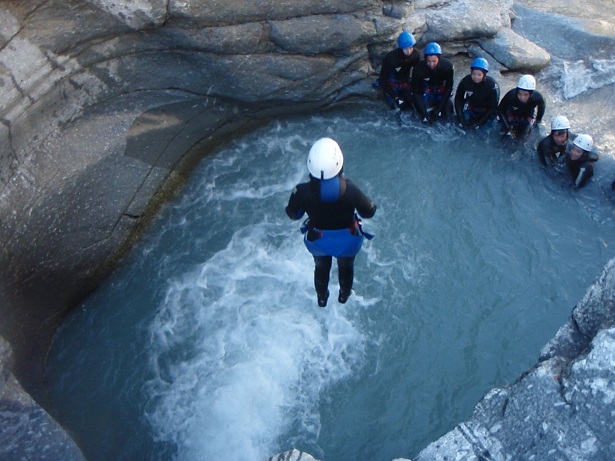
left=412, top=259, right=615, bottom=461
left=0, top=336, right=85, bottom=461
left=0, top=0, right=613, bottom=459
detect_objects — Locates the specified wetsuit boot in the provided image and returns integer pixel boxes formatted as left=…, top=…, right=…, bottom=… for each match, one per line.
left=317, top=290, right=329, bottom=308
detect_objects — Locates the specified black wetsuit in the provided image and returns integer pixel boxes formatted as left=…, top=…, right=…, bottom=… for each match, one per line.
left=411, top=58, right=454, bottom=122
left=454, top=74, right=499, bottom=129
left=565, top=150, right=598, bottom=189
left=286, top=175, right=376, bottom=303
left=537, top=134, right=569, bottom=166
left=378, top=48, right=420, bottom=110
left=497, top=89, right=545, bottom=138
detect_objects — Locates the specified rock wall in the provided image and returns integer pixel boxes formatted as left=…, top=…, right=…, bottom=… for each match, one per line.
left=0, top=0, right=609, bottom=460
left=0, top=335, right=85, bottom=460
left=413, top=258, right=615, bottom=461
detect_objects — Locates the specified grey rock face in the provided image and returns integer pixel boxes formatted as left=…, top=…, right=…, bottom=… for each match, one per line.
left=414, top=259, right=615, bottom=461
left=0, top=337, right=85, bottom=461
left=418, top=0, right=512, bottom=43
left=168, top=0, right=376, bottom=26
left=541, top=258, right=615, bottom=362
left=479, top=27, right=551, bottom=72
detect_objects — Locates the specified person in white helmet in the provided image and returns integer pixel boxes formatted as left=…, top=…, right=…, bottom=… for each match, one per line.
left=286, top=138, right=377, bottom=307
left=537, top=115, right=572, bottom=166
left=497, top=74, right=545, bottom=139
left=377, top=31, right=420, bottom=111
left=565, top=133, right=599, bottom=188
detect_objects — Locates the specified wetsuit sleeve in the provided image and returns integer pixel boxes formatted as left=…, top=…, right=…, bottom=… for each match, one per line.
left=346, top=181, right=377, bottom=219
left=378, top=52, right=406, bottom=108
left=440, top=64, right=455, bottom=104
left=497, top=91, right=512, bottom=130
left=285, top=186, right=305, bottom=220
left=378, top=51, right=395, bottom=101
left=378, top=53, right=395, bottom=102
left=437, top=64, right=454, bottom=113
left=379, top=52, right=393, bottom=84
left=534, top=92, right=546, bottom=123
left=358, top=200, right=376, bottom=219
left=474, top=78, right=499, bottom=127
left=412, top=92, right=428, bottom=120
left=411, top=65, right=429, bottom=120
left=486, top=81, right=500, bottom=119
left=574, top=162, right=594, bottom=188
left=536, top=136, right=549, bottom=165
left=454, top=78, right=468, bottom=126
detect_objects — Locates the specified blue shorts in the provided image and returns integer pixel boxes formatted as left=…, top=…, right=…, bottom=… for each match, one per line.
left=304, top=228, right=364, bottom=258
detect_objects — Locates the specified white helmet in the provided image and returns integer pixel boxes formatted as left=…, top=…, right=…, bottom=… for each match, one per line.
left=573, top=134, right=593, bottom=152
left=517, top=74, right=536, bottom=91
left=307, top=138, right=344, bottom=180
left=551, top=115, right=570, bottom=131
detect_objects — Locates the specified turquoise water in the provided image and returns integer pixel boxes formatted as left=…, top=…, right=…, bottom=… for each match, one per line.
left=46, top=106, right=615, bottom=461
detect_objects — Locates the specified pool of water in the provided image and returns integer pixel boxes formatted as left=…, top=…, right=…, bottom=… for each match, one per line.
left=45, top=105, right=615, bottom=461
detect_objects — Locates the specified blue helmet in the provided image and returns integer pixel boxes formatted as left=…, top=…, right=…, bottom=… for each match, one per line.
left=471, top=57, right=489, bottom=73
left=424, top=42, right=442, bottom=56
left=397, top=31, right=416, bottom=49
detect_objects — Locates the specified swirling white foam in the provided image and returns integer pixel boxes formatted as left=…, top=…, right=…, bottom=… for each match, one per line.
left=143, top=220, right=366, bottom=461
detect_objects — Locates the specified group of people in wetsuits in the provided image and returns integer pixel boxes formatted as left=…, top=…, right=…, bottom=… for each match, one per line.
left=286, top=32, right=612, bottom=308
left=378, top=31, right=608, bottom=190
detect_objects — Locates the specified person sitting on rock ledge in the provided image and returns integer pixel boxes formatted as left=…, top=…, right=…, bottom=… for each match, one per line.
left=376, top=31, right=420, bottom=112
left=411, top=42, right=454, bottom=125
left=497, top=74, right=545, bottom=140
left=537, top=115, right=572, bottom=166
left=454, top=57, right=499, bottom=130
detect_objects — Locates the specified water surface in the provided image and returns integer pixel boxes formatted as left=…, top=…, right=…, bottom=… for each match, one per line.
left=46, top=106, right=615, bottom=461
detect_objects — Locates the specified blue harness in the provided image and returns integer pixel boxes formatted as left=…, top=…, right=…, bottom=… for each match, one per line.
left=300, top=177, right=373, bottom=258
